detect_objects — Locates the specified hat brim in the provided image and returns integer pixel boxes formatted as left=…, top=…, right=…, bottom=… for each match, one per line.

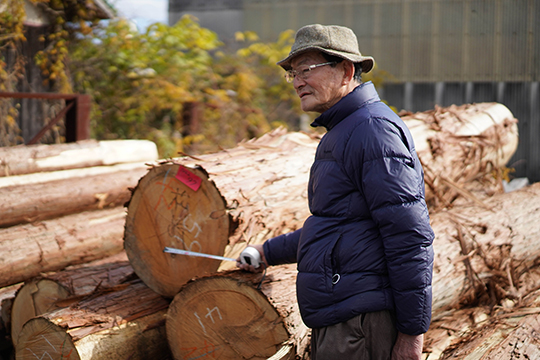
left=277, top=46, right=375, bottom=74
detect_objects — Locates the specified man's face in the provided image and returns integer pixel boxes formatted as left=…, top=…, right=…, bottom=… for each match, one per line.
left=290, top=51, right=348, bottom=113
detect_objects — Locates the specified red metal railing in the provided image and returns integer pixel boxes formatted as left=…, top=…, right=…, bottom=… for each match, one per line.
left=0, top=92, right=91, bottom=145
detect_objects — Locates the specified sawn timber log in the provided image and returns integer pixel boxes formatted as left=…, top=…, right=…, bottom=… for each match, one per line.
left=166, top=265, right=306, bottom=360
left=124, top=102, right=519, bottom=298
left=0, top=163, right=149, bottom=228
left=10, top=253, right=133, bottom=347
left=166, top=182, right=540, bottom=359
left=0, top=207, right=126, bottom=288
left=0, top=139, right=158, bottom=177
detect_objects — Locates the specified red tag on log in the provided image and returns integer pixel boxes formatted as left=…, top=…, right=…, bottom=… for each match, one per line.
left=175, top=165, right=202, bottom=191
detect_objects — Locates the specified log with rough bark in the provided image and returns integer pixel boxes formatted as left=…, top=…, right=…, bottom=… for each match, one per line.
left=124, top=130, right=318, bottom=296
left=166, top=265, right=306, bottom=360
left=124, top=104, right=519, bottom=298
left=15, top=279, right=171, bottom=360
left=0, top=207, right=126, bottom=288
left=424, top=286, right=540, bottom=359
left=10, top=253, right=133, bottom=347
left=164, top=181, right=540, bottom=359
left=0, top=163, right=149, bottom=228
left=0, top=139, right=158, bottom=177
left=440, top=312, right=540, bottom=359
left=430, top=181, right=540, bottom=316
left=401, top=102, right=518, bottom=209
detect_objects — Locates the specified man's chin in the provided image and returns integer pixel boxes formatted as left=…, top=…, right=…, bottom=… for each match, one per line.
left=300, top=98, right=315, bottom=112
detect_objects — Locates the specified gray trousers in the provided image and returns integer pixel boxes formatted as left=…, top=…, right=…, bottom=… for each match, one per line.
left=311, top=310, right=397, bottom=360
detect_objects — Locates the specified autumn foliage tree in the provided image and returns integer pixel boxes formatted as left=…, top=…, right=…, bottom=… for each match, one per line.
left=68, top=16, right=303, bottom=156
left=2, top=2, right=388, bottom=155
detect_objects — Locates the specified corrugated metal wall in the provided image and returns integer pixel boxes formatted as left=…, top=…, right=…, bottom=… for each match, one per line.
left=244, top=0, right=539, bottom=83
left=242, top=0, right=540, bottom=182
left=170, top=0, right=539, bottom=181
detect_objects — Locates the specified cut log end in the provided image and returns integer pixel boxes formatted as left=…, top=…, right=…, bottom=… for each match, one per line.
left=11, top=279, right=70, bottom=347
left=124, top=163, right=231, bottom=297
left=166, top=276, right=291, bottom=360
left=16, top=317, right=80, bottom=360
left=15, top=280, right=172, bottom=360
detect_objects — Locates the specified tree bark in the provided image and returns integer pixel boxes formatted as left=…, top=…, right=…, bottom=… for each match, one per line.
left=15, top=279, right=172, bottom=360
left=10, top=253, right=133, bottom=347
left=430, top=182, right=540, bottom=316
left=0, top=207, right=126, bottom=288
left=0, top=139, right=158, bottom=177
left=424, top=288, right=540, bottom=360
left=161, top=184, right=540, bottom=360
left=0, top=163, right=149, bottom=227
left=123, top=105, right=520, bottom=299
left=401, top=102, right=518, bottom=210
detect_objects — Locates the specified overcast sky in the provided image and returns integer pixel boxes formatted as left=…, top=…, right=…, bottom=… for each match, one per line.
left=111, top=0, right=168, bottom=30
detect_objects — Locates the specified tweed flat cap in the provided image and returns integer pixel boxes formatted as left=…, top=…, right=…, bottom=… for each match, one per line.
left=278, top=24, right=375, bottom=74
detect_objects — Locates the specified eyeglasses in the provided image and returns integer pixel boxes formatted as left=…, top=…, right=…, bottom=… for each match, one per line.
left=284, top=61, right=336, bottom=83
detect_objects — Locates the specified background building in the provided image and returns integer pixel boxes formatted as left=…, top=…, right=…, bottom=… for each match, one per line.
left=169, top=0, right=539, bottom=182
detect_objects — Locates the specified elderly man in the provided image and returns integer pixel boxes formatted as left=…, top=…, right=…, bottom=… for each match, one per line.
left=238, top=24, right=434, bottom=360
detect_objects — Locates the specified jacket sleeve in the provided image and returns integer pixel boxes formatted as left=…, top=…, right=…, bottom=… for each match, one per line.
left=263, top=228, right=302, bottom=265
left=346, top=117, right=434, bottom=335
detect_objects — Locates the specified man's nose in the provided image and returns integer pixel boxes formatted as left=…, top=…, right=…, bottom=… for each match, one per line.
left=293, top=75, right=306, bottom=89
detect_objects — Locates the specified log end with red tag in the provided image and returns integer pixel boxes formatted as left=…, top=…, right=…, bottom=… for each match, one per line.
left=124, top=161, right=232, bottom=297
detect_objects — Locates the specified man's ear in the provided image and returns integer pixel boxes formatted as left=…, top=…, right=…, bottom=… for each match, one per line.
left=341, top=60, right=355, bottom=84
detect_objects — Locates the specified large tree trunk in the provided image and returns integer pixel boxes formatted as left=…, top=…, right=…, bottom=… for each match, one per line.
left=425, top=286, right=540, bottom=359
left=430, top=181, right=540, bottom=316
left=124, top=130, right=317, bottom=296
left=439, top=312, right=540, bottom=359
left=0, top=207, right=126, bottom=288
left=0, top=139, right=158, bottom=177
left=164, top=182, right=540, bottom=359
left=0, top=163, right=148, bottom=227
left=15, top=279, right=171, bottom=360
left=401, top=102, right=518, bottom=210
left=10, top=253, right=133, bottom=347
left=124, top=103, right=519, bottom=294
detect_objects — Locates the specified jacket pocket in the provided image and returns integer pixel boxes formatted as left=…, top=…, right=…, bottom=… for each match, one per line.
left=324, top=232, right=343, bottom=292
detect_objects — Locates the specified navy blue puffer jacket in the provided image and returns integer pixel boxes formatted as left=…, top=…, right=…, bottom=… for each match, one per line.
left=263, top=82, right=434, bottom=335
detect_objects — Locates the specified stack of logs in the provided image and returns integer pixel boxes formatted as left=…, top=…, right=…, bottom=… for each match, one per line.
left=2, top=102, right=539, bottom=360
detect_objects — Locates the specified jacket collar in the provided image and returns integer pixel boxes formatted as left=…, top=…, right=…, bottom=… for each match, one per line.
left=311, top=81, right=380, bottom=131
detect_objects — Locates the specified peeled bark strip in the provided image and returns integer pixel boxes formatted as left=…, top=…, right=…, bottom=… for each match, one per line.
left=0, top=207, right=126, bottom=288
left=425, top=285, right=540, bottom=360
left=166, top=275, right=292, bottom=360
left=15, top=280, right=171, bottom=360
left=430, top=182, right=540, bottom=316
left=0, top=163, right=148, bottom=227
left=10, top=253, right=133, bottom=347
left=0, top=139, right=158, bottom=177
left=124, top=163, right=231, bottom=297
left=402, top=103, right=518, bottom=210
left=439, top=313, right=540, bottom=359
